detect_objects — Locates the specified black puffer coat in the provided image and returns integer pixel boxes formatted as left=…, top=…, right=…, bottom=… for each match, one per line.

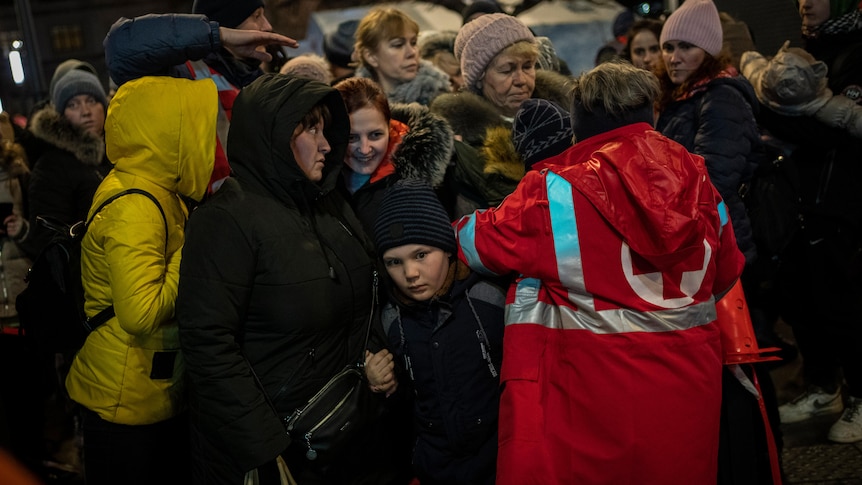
left=23, top=107, right=112, bottom=259
left=177, top=75, right=389, bottom=484
left=656, top=76, right=762, bottom=263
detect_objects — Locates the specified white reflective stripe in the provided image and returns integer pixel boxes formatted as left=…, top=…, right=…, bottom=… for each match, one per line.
left=505, top=296, right=717, bottom=333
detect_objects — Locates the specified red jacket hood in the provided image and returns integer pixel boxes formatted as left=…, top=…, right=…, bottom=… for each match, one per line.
left=538, top=123, right=713, bottom=261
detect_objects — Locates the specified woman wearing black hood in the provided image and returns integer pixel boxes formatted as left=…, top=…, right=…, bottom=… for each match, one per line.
left=176, top=74, right=400, bottom=485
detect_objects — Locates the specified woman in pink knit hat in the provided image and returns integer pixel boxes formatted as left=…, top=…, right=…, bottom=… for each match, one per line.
left=655, top=1, right=785, bottom=483
left=428, top=13, right=574, bottom=217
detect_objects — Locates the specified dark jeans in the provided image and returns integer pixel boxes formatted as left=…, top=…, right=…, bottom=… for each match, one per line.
left=81, top=407, right=189, bottom=485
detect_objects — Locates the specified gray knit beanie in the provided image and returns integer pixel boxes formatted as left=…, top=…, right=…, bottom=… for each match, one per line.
left=192, top=0, right=263, bottom=29
left=454, top=13, right=535, bottom=92
left=49, top=59, right=97, bottom=101
left=52, top=69, right=108, bottom=111
left=374, top=179, right=456, bottom=256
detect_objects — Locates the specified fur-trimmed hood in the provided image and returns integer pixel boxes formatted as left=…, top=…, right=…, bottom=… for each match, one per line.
left=389, top=102, right=454, bottom=188
left=30, top=107, right=105, bottom=166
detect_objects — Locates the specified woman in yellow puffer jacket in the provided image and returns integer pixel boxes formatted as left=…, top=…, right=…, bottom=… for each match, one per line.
left=65, top=76, right=216, bottom=485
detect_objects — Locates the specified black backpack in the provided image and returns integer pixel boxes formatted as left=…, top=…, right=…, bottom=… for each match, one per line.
left=741, top=133, right=803, bottom=259
left=16, top=189, right=166, bottom=354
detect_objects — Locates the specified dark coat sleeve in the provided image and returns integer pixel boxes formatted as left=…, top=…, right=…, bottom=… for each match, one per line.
left=104, top=13, right=219, bottom=86
left=694, top=84, right=761, bottom=262
left=21, top=151, right=107, bottom=259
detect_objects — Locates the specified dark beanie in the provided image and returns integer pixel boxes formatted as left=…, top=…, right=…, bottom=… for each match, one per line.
left=513, top=99, right=572, bottom=169
left=323, top=19, right=359, bottom=69
left=52, top=69, right=108, bottom=111
left=374, top=180, right=457, bottom=256
left=461, top=0, right=504, bottom=24
left=192, top=0, right=263, bottom=29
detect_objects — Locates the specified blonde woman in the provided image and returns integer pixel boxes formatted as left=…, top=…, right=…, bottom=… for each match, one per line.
left=354, top=6, right=451, bottom=106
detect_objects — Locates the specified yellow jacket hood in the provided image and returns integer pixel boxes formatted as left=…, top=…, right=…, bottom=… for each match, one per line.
left=105, top=76, right=216, bottom=202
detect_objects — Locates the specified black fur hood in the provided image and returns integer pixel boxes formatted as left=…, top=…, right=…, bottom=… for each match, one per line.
left=389, top=102, right=454, bottom=188
left=29, top=107, right=105, bottom=166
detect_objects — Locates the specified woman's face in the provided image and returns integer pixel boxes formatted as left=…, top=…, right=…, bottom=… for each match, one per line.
left=629, top=30, right=661, bottom=71
left=63, top=94, right=105, bottom=137
left=382, top=244, right=451, bottom=302
left=291, top=119, right=330, bottom=182
left=430, top=50, right=464, bottom=91
left=481, top=52, right=536, bottom=117
left=661, top=40, right=706, bottom=85
left=799, top=0, right=830, bottom=31
left=363, top=28, right=420, bottom=87
left=346, top=106, right=390, bottom=175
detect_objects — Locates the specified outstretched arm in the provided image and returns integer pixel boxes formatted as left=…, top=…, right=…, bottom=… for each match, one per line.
left=219, top=26, right=297, bottom=63
left=105, top=13, right=297, bottom=86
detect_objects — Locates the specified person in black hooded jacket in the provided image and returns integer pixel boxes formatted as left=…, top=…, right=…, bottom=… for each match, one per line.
left=176, top=74, right=400, bottom=485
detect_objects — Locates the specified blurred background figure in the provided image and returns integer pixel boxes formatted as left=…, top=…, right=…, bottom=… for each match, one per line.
left=461, top=0, right=504, bottom=24
left=418, top=30, right=463, bottom=91
left=595, top=9, right=635, bottom=65
left=323, top=18, right=359, bottom=84
left=280, top=53, right=333, bottom=84
left=623, top=18, right=664, bottom=71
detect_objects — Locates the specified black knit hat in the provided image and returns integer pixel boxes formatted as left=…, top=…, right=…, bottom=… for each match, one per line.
left=462, top=0, right=504, bottom=24
left=192, top=0, right=263, bottom=29
left=324, top=19, right=359, bottom=69
left=374, top=180, right=456, bottom=256
left=512, top=99, right=573, bottom=169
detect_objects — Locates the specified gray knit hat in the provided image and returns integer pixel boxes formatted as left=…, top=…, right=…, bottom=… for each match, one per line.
left=192, top=0, right=263, bottom=29
left=52, top=69, right=108, bottom=111
left=49, top=59, right=97, bottom=101
left=374, top=179, right=456, bottom=256
left=454, top=13, right=535, bottom=92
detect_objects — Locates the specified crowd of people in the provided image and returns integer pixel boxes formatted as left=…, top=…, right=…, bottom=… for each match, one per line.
left=0, top=0, right=860, bottom=484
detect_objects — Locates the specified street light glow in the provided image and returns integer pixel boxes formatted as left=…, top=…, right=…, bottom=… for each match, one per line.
left=9, top=50, right=25, bottom=84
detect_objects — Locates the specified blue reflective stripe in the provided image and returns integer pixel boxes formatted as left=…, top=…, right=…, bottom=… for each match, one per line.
left=546, top=172, right=585, bottom=291
left=457, top=215, right=496, bottom=275
left=189, top=61, right=234, bottom=91
left=717, top=200, right=728, bottom=226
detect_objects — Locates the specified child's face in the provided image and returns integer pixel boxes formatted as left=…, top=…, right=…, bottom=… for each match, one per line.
left=382, top=244, right=451, bottom=302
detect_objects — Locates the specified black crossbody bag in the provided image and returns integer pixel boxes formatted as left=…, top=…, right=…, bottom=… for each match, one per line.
left=282, top=271, right=381, bottom=462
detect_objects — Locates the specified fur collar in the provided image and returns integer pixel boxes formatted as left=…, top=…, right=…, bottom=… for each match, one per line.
left=389, top=102, right=454, bottom=188
left=356, top=60, right=451, bottom=106
left=30, top=107, right=105, bottom=166
left=482, top=125, right=524, bottom=182
left=429, top=90, right=507, bottom=147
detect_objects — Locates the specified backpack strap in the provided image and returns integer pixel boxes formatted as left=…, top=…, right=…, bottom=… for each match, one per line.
left=82, top=188, right=168, bottom=331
